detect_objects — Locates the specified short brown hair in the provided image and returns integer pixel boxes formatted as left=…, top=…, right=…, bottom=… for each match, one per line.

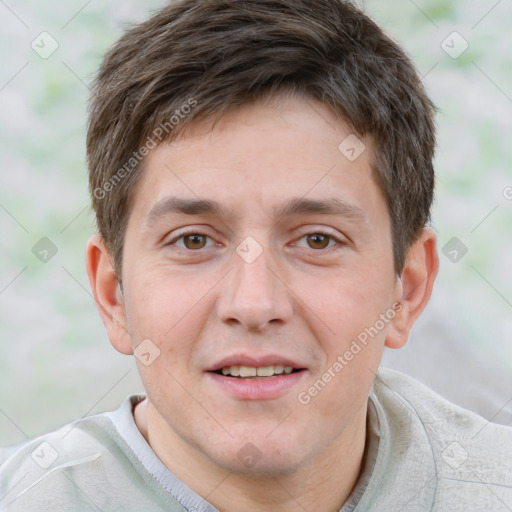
left=87, top=0, right=436, bottom=278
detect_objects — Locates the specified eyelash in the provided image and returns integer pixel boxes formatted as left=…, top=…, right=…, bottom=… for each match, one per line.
left=167, top=230, right=345, bottom=252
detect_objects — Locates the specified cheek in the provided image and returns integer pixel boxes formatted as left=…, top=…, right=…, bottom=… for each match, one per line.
left=300, top=267, right=394, bottom=398
left=125, top=263, right=210, bottom=335
left=304, top=331, right=384, bottom=429
left=307, top=266, right=394, bottom=334
left=123, top=274, right=209, bottom=385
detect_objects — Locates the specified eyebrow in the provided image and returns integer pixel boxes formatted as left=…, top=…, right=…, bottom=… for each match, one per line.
left=145, top=196, right=368, bottom=225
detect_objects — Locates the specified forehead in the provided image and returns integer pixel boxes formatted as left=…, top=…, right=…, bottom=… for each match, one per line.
left=129, top=95, right=386, bottom=228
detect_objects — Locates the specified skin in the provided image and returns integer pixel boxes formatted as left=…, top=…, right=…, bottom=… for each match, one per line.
left=87, top=94, right=438, bottom=512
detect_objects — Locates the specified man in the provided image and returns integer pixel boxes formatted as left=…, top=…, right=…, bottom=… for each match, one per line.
left=1, top=0, right=511, bottom=510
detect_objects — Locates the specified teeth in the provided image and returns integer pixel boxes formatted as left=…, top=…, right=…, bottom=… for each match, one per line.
left=219, top=364, right=296, bottom=378
left=256, top=366, right=274, bottom=377
left=239, top=366, right=257, bottom=377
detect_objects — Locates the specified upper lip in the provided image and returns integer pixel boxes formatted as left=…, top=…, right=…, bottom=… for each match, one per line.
left=206, top=354, right=307, bottom=372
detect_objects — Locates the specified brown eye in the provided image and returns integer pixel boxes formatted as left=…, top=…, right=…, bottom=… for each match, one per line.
left=306, top=233, right=331, bottom=250
left=183, top=234, right=208, bottom=250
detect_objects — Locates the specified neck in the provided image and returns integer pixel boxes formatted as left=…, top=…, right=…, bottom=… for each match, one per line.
left=134, top=398, right=368, bottom=512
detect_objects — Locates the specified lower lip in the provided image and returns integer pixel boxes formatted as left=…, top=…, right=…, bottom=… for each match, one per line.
left=206, top=371, right=307, bottom=400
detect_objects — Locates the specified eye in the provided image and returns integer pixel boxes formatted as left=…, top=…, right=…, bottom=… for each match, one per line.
left=296, top=231, right=344, bottom=251
left=168, top=231, right=215, bottom=250
left=166, top=229, right=345, bottom=252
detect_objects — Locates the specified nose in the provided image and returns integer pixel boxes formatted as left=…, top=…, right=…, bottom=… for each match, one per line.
left=216, top=244, right=293, bottom=332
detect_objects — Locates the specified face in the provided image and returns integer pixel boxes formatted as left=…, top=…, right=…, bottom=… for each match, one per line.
left=119, top=95, right=402, bottom=475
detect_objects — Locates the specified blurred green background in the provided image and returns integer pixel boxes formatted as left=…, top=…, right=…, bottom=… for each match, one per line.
left=1, top=0, right=511, bottom=447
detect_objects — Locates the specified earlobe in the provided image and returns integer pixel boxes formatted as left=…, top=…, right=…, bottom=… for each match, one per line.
left=86, top=235, right=133, bottom=355
left=385, top=228, right=439, bottom=350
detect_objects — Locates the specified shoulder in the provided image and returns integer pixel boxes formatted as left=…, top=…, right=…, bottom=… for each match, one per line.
left=370, top=367, right=512, bottom=509
left=0, top=413, right=117, bottom=511
left=375, top=366, right=512, bottom=447
left=0, top=396, right=183, bottom=512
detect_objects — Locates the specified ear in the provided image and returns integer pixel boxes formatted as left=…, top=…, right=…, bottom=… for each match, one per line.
left=86, top=235, right=133, bottom=355
left=385, top=227, right=439, bottom=349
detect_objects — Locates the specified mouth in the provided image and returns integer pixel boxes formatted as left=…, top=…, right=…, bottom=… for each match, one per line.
left=206, top=356, right=308, bottom=400
left=212, top=364, right=304, bottom=380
